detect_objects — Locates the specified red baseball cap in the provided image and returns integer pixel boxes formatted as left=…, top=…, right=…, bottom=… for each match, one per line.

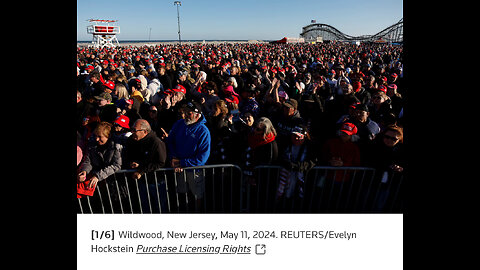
left=378, top=85, right=387, bottom=93
left=173, top=84, right=186, bottom=95
left=104, top=80, right=115, bottom=90
left=340, top=122, right=358, bottom=136
left=114, top=115, right=130, bottom=129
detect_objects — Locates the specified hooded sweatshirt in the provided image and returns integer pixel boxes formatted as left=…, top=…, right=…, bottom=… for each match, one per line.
left=167, top=114, right=211, bottom=167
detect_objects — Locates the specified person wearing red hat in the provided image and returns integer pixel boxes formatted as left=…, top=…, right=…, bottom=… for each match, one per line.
left=318, top=121, right=360, bottom=210
left=352, top=81, right=371, bottom=105
left=386, top=84, right=403, bottom=116
left=222, top=85, right=240, bottom=105
left=112, top=115, right=132, bottom=145
left=321, top=122, right=361, bottom=180
left=171, top=84, right=187, bottom=106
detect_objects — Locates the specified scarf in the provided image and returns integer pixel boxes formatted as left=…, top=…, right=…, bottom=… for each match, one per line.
left=248, top=132, right=276, bottom=149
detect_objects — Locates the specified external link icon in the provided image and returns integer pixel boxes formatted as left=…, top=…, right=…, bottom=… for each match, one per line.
left=255, top=244, right=266, bottom=255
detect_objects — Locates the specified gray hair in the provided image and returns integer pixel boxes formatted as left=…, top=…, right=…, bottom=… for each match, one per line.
left=255, top=117, right=277, bottom=138
left=133, top=119, right=152, bottom=133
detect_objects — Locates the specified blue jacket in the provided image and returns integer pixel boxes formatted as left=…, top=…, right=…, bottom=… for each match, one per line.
left=167, top=115, right=211, bottom=167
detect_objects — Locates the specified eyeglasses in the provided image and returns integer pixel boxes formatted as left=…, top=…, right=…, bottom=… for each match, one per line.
left=132, top=129, right=145, bottom=133
left=384, top=135, right=399, bottom=142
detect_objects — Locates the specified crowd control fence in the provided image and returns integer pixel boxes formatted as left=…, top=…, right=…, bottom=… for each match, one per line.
left=76, top=164, right=404, bottom=214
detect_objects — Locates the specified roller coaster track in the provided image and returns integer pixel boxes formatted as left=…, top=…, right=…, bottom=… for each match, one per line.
left=300, top=18, right=403, bottom=43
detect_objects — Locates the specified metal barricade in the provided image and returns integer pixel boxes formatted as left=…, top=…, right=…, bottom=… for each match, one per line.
left=76, top=164, right=244, bottom=214
left=248, top=166, right=404, bottom=213
left=77, top=165, right=404, bottom=214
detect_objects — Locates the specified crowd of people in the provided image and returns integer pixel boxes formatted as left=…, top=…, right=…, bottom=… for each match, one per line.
left=76, top=41, right=406, bottom=201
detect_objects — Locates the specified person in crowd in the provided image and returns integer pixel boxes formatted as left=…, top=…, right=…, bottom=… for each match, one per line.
left=272, top=98, right=304, bottom=152
left=207, top=100, right=233, bottom=164
left=228, top=112, right=255, bottom=165
left=386, top=83, right=403, bottom=117
left=155, top=85, right=187, bottom=135
left=321, top=122, right=361, bottom=182
left=158, top=64, right=173, bottom=90
left=363, top=124, right=405, bottom=210
left=167, top=101, right=211, bottom=170
left=94, top=92, right=118, bottom=124
left=369, top=89, right=394, bottom=125
left=349, top=103, right=381, bottom=145
left=166, top=101, right=211, bottom=205
left=222, top=85, right=240, bottom=105
left=176, top=70, right=193, bottom=96
left=88, top=70, right=106, bottom=98
left=364, top=124, right=405, bottom=173
left=239, top=85, right=260, bottom=118
left=144, top=105, right=159, bottom=132
left=112, top=115, right=132, bottom=146
left=146, top=71, right=163, bottom=103
left=77, top=122, right=123, bottom=197
left=114, top=83, right=130, bottom=101
left=242, top=117, right=278, bottom=184
left=122, top=119, right=168, bottom=213
left=199, top=80, right=220, bottom=116
left=76, top=42, right=405, bottom=212
left=277, top=125, right=317, bottom=200
left=352, top=81, right=371, bottom=106
left=123, top=119, right=167, bottom=180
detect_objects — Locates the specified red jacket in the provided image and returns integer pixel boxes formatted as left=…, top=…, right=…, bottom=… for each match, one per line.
left=322, top=137, right=361, bottom=182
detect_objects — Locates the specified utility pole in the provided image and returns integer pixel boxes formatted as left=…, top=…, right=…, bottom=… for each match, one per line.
left=174, top=1, right=182, bottom=44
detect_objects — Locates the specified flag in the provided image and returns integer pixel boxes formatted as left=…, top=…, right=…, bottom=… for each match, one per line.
left=311, top=20, right=316, bottom=23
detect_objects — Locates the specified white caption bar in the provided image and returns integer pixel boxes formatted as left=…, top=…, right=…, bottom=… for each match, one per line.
left=78, top=214, right=402, bottom=270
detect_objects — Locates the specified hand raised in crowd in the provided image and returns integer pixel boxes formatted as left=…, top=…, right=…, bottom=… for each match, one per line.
left=159, top=128, right=169, bottom=140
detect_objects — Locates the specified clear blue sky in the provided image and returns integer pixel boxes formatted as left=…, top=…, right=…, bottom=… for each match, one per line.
left=77, top=0, right=402, bottom=41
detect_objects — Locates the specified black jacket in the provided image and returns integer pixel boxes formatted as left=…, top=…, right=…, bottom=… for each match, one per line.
left=363, top=136, right=406, bottom=172
left=123, top=132, right=167, bottom=174
left=273, top=110, right=304, bottom=151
